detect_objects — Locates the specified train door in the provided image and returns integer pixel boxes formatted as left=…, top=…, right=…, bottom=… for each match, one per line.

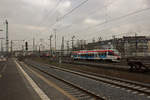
left=94, top=52, right=99, bottom=60
left=107, top=51, right=118, bottom=61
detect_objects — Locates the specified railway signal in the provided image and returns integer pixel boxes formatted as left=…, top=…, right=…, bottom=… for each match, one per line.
left=25, top=41, right=28, bottom=51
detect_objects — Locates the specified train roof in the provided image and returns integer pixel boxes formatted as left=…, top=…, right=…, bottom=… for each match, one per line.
left=72, top=49, right=115, bottom=54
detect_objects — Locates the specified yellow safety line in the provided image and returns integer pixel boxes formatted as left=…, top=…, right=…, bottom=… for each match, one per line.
left=22, top=62, right=78, bottom=100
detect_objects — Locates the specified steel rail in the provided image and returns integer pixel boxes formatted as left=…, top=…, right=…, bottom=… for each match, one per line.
left=24, top=61, right=106, bottom=100
left=26, top=61, right=150, bottom=96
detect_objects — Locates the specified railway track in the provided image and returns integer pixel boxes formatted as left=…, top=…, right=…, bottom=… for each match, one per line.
left=47, top=64, right=150, bottom=96
left=0, top=61, right=7, bottom=74
left=24, top=60, right=150, bottom=99
left=62, top=60, right=128, bottom=70
left=62, top=60, right=150, bottom=72
left=20, top=61, right=106, bottom=100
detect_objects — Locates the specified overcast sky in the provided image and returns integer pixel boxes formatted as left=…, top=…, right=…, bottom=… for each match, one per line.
left=0, top=0, right=150, bottom=50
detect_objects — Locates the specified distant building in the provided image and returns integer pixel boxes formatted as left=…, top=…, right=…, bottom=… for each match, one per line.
left=148, top=40, right=150, bottom=52
left=85, top=39, right=113, bottom=50
left=84, top=36, right=150, bottom=57
left=122, top=36, right=150, bottom=57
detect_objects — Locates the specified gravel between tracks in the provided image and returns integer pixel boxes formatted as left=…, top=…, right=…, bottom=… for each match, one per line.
left=29, top=57, right=150, bottom=84
left=25, top=59, right=150, bottom=100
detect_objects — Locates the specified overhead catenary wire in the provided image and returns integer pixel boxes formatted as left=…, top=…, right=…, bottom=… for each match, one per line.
left=84, top=8, right=150, bottom=40
left=48, top=0, right=89, bottom=30
left=58, top=0, right=118, bottom=32
left=37, top=0, right=63, bottom=27
left=76, top=7, right=150, bottom=34
left=58, top=0, right=89, bottom=21
left=36, top=0, right=90, bottom=45
left=32, top=1, right=150, bottom=50
left=34, top=0, right=63, bottom=38
left=32, top=0, right=63, bottom=42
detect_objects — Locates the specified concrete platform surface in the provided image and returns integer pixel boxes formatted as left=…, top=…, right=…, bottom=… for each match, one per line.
left=0, top=59, right=40, bottom=100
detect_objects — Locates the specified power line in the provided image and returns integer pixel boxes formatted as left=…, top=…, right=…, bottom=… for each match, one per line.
left=37, top=0, right=63, bottom=27
left=38, top=0, right=90, bottom=40
left=84, top=10, right=150, bottom=40
left=35, top=1, right=150, bottom=49
left=33, top=0, right=63, bottom=38
left=78, top=7, right=150, bottom=34
left=34, top=0, right=62, bottom=41
left=96, top=7, right=150, bottom=28
left=49, top=0, right=89, bottom=30
left=58, top=0, right=89, bottom=21
left=58, top=0, right=117, bottom=32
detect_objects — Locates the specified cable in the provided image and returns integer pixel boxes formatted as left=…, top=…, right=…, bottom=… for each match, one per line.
left=58, top=0, right=89, bottom=21
left=84, top=9, right=150, bottom=40
left=38, top=0, right=90, bottom=38
left=58, top=0, right=117, bottom=32
left=96, top=7, right=150, bottom=27
left=37, top=0, right=63, bottom=26
left=78, top=7, right=150, bottom=33
left=49, top=0, right=89, bottom=30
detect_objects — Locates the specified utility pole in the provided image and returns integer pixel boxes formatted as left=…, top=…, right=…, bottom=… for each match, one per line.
left=53, top=29, right=57, bottom=51
left=61, top=36, right=64, bottom=56
left=33, top=37, right=35, bottom=53
left=112, top=35, right=116, bottom=49
left=71, top=36, right=75, bottom=51
left=10, top=40, right=13, bottom=54
left=22, top=45, right=24, bottom=54
left=60, top=36, right=64, bottom=63
left=92, top=38, right=95, bottom=43
left=39, top=45, right=41, bottom=54
left=35, top=45, right=37, bottom=53
left=80, top=40, right=83, bottom=50
left=0, top=39, right=4, bottom=54
left=5, top=20, right=9, bottom=53
left=49, top=35, right=53, bottom=56
left=76, top=39, right=80, bottom=50
left=40, top=38, right=43, bottom=51
left=1, top=40, right=2, bottom=52
left=98, top=37, right=102, bottom=42
left=135, top=33, right=138, bottom=56
left=66, top=40, right=69, bottom=54
left=83, top=40, right=86, bottom=49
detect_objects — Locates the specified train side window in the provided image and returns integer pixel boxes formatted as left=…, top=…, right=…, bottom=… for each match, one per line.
left=103, top=52, right=106, bottom=56
left=92, top=54, right=94, bottom=57
left=81, top=54, right=85, bottom=57
left=98, top=52, right=106, bottom=56
left=88, top=53, right=94, bottom=57
left=95, top=54, right=98, bottom=57
left=98, top=52, right=102, bottom=56
left=108, top=51, right=113, bottom=56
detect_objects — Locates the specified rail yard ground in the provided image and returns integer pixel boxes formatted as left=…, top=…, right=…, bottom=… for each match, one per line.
left=1, top=57, right=150, bottom=100
left=28, top=57, right=150, bottom=84
left=24, top=57, right=150, bottom=100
